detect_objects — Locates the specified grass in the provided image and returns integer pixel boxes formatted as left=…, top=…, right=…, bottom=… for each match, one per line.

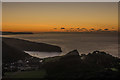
left=110, top=68, right=118, bottom=72
left=4, top=69, right=47, bottom=78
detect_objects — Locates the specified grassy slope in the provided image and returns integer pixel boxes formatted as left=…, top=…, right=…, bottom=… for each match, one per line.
left=4, top=69, right=46, bottom=78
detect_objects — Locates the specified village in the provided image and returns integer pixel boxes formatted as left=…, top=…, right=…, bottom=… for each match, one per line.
left=3, top=57, right=43, bottom=73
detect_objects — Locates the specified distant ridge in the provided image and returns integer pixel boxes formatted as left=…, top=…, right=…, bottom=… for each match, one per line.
left=2, top=32, right=33, bottom=35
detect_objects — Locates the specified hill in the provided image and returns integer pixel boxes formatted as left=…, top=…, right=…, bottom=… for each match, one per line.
left=2, top=42, right=31, bottom=63
left=43, top=50, right=120, bottom=79
left=3, top=37, right=62, bottom=52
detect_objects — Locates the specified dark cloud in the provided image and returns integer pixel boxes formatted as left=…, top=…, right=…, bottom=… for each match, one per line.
left=81, top=28, right=86, bottom=29
left=75, top=28, right=88, bottom=32
left=104, top=29, right=109, bottom=31
left=61, top=27, right=65, bottom=29
left=90, top=28, right=95, bottom=30
left=54, top=28, right=57, bottom=29
left=81, top=28, right=88, bottom=31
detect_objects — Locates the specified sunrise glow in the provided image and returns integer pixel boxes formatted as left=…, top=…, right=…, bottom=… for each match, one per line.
left=2, top=2, right=118, bottom=32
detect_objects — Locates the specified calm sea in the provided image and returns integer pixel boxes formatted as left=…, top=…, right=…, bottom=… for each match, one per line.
left=3, top=32, right=118, bottom=58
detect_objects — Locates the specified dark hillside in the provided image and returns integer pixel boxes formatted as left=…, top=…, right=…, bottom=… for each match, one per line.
left=2, top=42, right=31, bottom=63
left=3, top=37, right=62, bottom=52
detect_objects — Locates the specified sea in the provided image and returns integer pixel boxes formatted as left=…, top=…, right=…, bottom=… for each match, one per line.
left=2, top=32, right=119, bottom=58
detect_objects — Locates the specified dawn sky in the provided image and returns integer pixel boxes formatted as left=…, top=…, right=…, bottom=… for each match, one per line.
left=2, top=2, right=118, bottom=32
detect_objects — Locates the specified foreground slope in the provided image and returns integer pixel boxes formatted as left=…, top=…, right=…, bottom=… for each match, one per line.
left=43, top=50, right=120, bottom=79
left=2, top=42, right=31, bottom=63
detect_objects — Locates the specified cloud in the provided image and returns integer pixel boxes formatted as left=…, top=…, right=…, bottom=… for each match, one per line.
left=104, top=29, right=109, bottom=31
left=81, top=28, right=88, bottom=31
left=61, top=27, right=65, bottom=29
left=97, top=29, right=102, bottom=31
left=54, top=28, right=57, bottom=29
left=112, top=27, right=115, bottom=29
left=90, top=28, right=95, bottom=30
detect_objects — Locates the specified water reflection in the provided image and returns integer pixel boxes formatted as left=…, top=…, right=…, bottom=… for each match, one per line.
left=25, top=51, right=61, bottom=58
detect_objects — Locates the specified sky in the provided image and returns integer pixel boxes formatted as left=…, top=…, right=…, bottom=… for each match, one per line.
left=2, top=2, right=118, bottom=32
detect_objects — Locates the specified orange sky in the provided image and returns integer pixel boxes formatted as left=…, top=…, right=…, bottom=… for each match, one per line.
left=2, top=2, right=118, bottom=32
